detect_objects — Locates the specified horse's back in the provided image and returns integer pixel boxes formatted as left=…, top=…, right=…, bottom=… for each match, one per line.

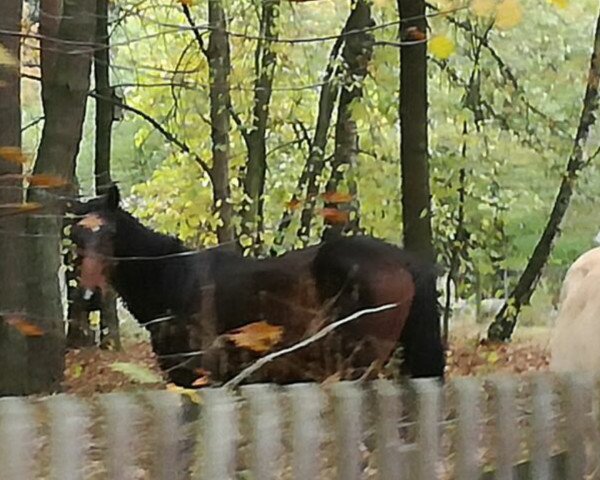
left=550, top=247, right=600, bottom=372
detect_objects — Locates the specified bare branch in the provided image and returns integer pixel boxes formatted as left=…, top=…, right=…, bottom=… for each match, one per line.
left=180, top=4, right=208, bottom=56
left=90, top=92, right=213, bottom=181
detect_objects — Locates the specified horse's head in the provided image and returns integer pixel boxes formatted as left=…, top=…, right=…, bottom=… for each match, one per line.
left=69, top=184, right=121, bottom=299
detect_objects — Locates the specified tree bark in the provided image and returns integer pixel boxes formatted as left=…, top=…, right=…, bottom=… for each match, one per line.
left=398, top=0, right=435, bottom=263
left=0, top=0, right=26, bottom=395
left=240, top=0, right=280, bottom=253
left=207, top=0, right=234, bottom=244
left=66, top=0, right=118, bottom=350
left=488, top=11, right=600, bottom=342
left=94, top=0, right=119, bottom=350
left=322, top=0, right=373, bottom=239
left=24, top=0, right=96, bottom=393
left=94, top=0, right=113, bottom=193
left=295, top=13, right=354, bottom=244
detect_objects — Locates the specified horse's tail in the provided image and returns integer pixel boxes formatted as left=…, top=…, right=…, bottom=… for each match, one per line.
left=399, top=261, right=445, bottom=379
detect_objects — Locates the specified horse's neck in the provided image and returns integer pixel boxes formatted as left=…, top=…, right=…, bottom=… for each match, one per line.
left=111, top=211, right=197, bottom=323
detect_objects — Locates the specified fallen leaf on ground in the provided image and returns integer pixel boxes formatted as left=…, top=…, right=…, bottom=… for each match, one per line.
left=109, top=362, right=163, bottom=384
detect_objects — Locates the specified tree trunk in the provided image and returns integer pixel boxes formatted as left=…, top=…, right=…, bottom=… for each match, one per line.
left=323, top=0, right=373, bottom=239
left=66, top=0, right=118, bottom=350
left=398, top=0, right=435, bottom=263
left=94, top=0, right=113, bottom=193
left=207, top=0, right=234, bottom=244
left=240, top=0, right=280, bottom=253
left=488, top=11, right=600, bottom=342
left=0, top=0, right=26, bottom=395
left=295, top=12, right=354, bottom=244
left=25, top=0, right=96, bottom=393
left=94, top=0, right=119, bottom=350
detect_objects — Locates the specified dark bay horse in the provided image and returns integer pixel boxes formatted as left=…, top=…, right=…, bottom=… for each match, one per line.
left=69, top=185, right=444, bottom=386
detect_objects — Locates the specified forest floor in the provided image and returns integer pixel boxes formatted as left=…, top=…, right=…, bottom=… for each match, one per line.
left=62, top=324, right=551, bottom=395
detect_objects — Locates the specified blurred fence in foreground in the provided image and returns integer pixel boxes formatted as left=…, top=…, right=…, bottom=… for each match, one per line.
left=0, top=373, right=597, bottom=479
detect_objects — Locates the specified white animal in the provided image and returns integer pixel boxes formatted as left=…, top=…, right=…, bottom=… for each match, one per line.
left=549, top=247, right=600, bottom=372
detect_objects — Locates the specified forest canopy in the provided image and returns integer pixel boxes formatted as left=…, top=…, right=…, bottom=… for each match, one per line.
left=15, top=0, right=600, bottom=310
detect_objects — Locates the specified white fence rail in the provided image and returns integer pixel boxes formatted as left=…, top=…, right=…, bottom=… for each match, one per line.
left=0, top=373, right=597, bottom=479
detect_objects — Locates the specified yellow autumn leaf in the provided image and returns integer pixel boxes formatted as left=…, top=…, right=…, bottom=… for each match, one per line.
left=470, top=0, right=496, bottom=17
left=549, top=0, right=568, bottom=9
left=0, top=45, right=17, bottom=68
left=225, top=321, right=284, bottom=354
left=495, top=0, right=523, bottom=30
left=166, top=383, right=202, bottom=404
left=429, top=35, right=456, bottom=60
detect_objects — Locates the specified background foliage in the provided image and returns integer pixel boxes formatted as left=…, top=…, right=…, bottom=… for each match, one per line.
left=19, top=0, right=600, bottom=313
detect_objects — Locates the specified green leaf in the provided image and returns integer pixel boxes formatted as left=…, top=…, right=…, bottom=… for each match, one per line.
left=487, top=351, right=499, bottom=364
left=71, top=364, right=84, bottom=379
left=109, top=362, right=163, bottom=384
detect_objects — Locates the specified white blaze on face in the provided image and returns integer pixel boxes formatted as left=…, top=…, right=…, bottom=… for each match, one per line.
left=76, top=214, right=109, bottom=294
left=77, top=213, right=104, bottom=232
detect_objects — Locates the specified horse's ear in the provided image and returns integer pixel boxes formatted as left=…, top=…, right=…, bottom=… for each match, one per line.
left=105, top=183, right=120, bottom=211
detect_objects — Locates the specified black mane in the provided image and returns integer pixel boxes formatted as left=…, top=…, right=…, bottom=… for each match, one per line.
left=113, top=209, right=187, bottom=258
left=110, top=208, right=206, bottom=325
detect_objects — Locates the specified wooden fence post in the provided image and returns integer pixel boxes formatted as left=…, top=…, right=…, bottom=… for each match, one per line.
left=47, top=395, right=90, bottom=480
left=490, top=375, right=518, bottom=480
left=413, top=378, right=442, bottom=480
left=287, top=383, right=323, bottom=480
left=530, top=374, right=553, bottom=480
left=243, top=384, right=283, bottom=480
left=102, top=393, right=140, bottom=480
left=200, top=388, right=238, bottom=480
left=331, top=381, right=364, bottom=480
left=374, top=379, right=404, bottom=480
left=453, top=377, right=481, bottom=480
left=0, top=397, right=36, bottom=480
left=146, top=391, right=185, bottom=480
left=563, top=373, right=593, bottom=480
